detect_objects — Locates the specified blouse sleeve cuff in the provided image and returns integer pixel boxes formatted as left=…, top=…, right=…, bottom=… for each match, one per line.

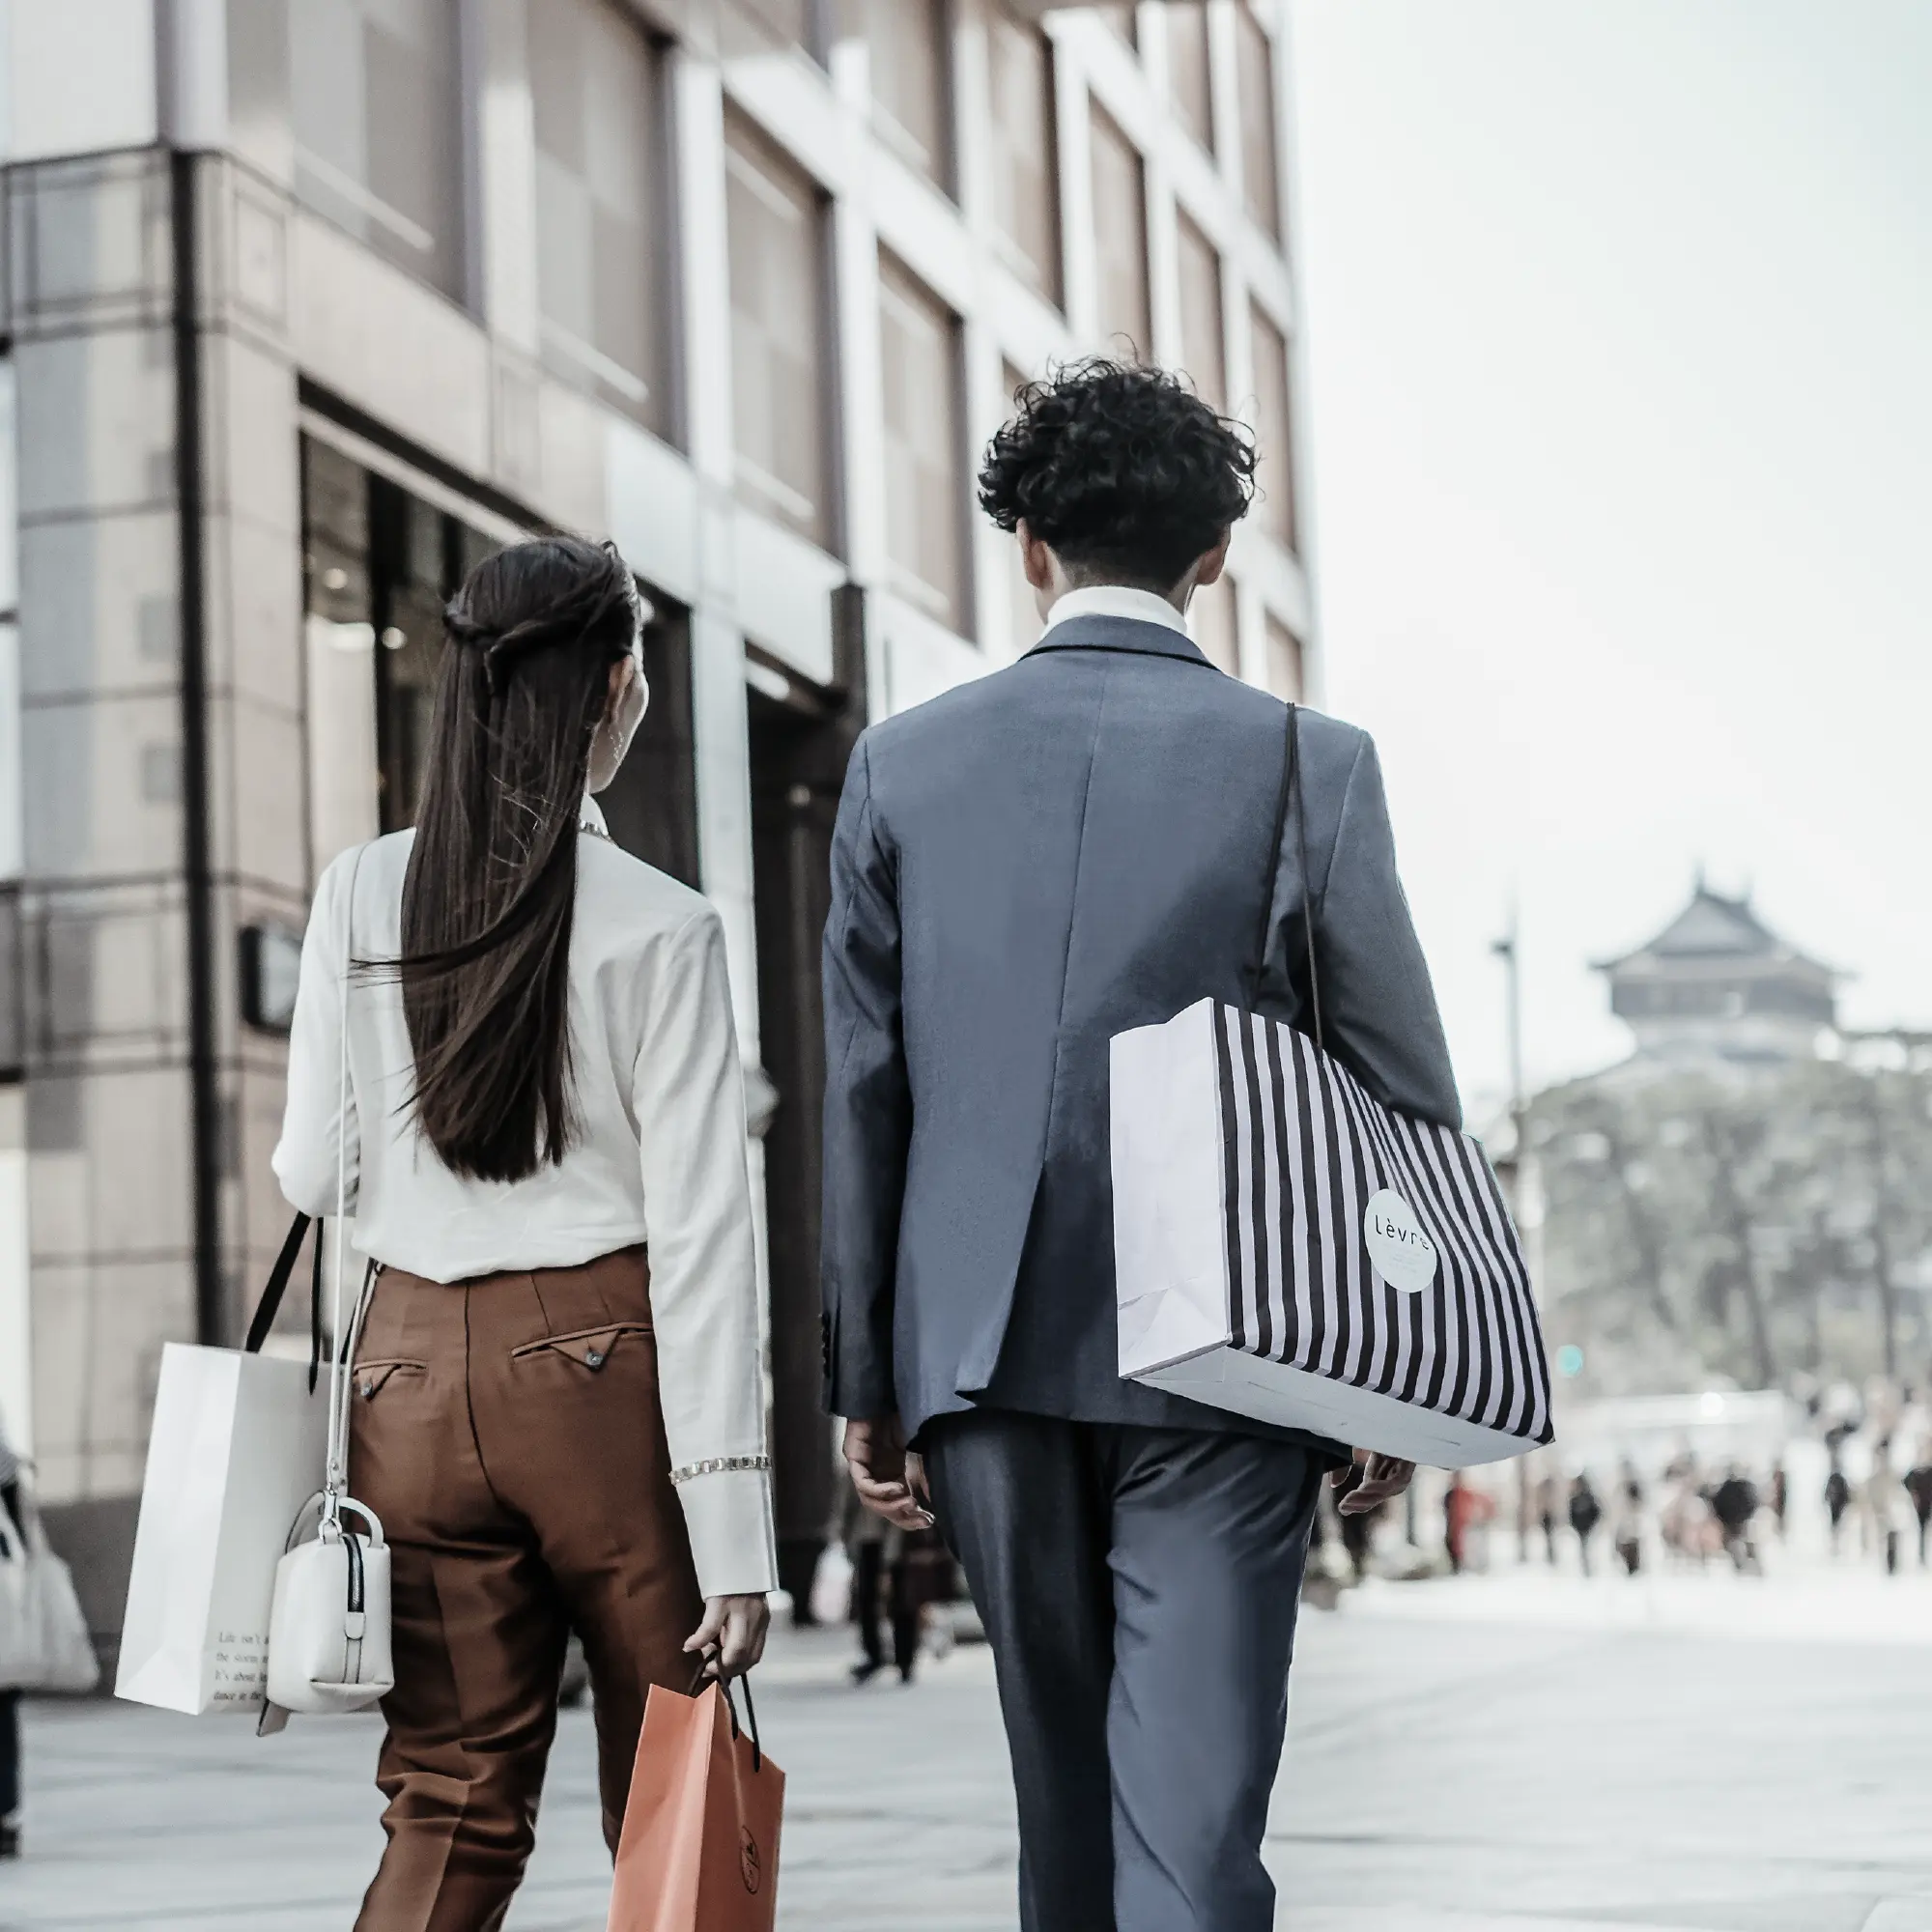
left=674, top=1463, right=780, bottom=1599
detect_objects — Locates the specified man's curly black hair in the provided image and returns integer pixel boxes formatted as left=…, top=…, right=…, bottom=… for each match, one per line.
left=978, top=359, right=1258, bottom=589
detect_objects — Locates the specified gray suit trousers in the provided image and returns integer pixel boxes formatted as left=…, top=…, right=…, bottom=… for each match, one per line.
left=923, top=1412, right=1323, bottom=1932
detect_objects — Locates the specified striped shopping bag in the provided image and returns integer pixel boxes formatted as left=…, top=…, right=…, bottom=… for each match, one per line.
left=1110, top=711, right=1553, bottom=1468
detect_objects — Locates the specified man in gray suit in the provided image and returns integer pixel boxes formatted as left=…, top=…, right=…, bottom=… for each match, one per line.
left=821, top=361, right=1460, bottom=1931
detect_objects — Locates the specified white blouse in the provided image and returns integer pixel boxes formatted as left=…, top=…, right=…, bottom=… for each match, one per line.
left=271, top=802, right=778, bottom=1599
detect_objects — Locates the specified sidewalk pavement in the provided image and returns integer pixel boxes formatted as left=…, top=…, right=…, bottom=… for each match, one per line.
left=6, top=1577, right=1932, bottom=1930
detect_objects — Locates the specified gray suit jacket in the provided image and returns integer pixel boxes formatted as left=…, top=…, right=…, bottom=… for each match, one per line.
left=820, top=614, right=1460, bottom=1441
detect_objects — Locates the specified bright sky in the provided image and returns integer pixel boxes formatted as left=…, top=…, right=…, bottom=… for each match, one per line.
left=1286, top=0, right=1932, bottom=1119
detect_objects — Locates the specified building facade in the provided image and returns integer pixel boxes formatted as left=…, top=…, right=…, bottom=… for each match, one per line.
left=0, top=0, right=1318, bottom=1631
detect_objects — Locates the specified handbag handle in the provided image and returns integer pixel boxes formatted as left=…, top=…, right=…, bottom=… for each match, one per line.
left=1248, top=703, right=1324, bottom=1048
left=722, top=1671, right=763, bottom=1773
left=242, top=1212, right=326, bottom=1393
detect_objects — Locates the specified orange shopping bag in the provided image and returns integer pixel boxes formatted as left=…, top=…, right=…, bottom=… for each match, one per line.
left=609, top=1677, right=784, bottom=1932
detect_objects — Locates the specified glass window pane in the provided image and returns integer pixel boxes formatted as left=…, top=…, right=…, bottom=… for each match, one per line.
left=879, top=255, right=966, bottom=634
left=1176, top=212, right=1225, bottom=412
left=1089, top=106, right=1149, bottom=359
left=867, top=0, right=951, bottom=187
left=290, top=0, right=466, bottom=300
left=1167, top=4, right=1213, bottom=154
left=987, top=9, right=1060, bottom=300
left=725, top=117, right=834, bottom=550
left=1192, top=571, right=1238, bottom=675
left=1249, top=303, right=1296, bottom=552
left=1265, top=613, right=1303, bottom=699
left=1236, top=2, right=1281, bottom=238
left=529, top=0, right=669, bottom=434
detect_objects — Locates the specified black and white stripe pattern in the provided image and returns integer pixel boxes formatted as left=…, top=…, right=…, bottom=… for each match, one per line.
left=1211, top=1004, right=1553, bottom=1448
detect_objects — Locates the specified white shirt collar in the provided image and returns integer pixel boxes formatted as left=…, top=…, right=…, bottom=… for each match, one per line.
left=580, top=794, right=611, bottom=838
left=1038, top=583, right=1192, bottom=643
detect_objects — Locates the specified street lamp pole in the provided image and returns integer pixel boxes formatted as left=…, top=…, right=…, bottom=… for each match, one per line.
left=1492, top=909, right=1529, bottom=1562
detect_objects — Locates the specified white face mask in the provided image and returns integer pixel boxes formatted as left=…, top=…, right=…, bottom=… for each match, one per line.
left=588, top=611, right=651, bottom=794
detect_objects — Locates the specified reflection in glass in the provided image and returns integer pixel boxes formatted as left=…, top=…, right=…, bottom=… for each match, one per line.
left=1249, top=303, right=1296, bottom=553
left=987, top=8, right=1061, bottom=300
left=1236, top=1, right=1282, bottom=239
left=879, top=256, right=967, bottom=634
left=529, top=0, right=670, bottom=433
left=867, top=0, right=951, bottom=187
left=1265, top=612, right=1304, bottom=700
left=288, top=0, right=466, bottom=299
left=1090, top=107, right=1150, bottom=360
left=1167, top=4, right=1214, bottom=154
left=725, top=116, right=834, bottom=549
left=1176, top=211, right=1226, bottom=412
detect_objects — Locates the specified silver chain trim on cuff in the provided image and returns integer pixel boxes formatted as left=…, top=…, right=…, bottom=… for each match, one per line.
left=668, top=1454, right=772, bottom=1486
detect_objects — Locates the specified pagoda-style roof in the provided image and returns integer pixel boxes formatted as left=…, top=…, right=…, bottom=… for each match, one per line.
left=1596, top=885, right=1834, bottom=978
left=1596, top=883, right=1838, bottom=1057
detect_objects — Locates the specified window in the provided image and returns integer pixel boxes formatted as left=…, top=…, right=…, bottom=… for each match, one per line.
left=1236, top=2, right=1282, bottom=238
left=987, top=8, right=1061, bottom=300
left=1192, top=572, right=1238, bottom=675
left=1265, top=613, right=1304, bottom=699
left=1089, top=107, right=1149, bottom=358
left=530, top=0, right=670, bottom=433
left=1176, top=212, right=1225, bottom=411
left=1167, top=4, right=1213, bottom=154
left=288, top=0, right=466, bottom=299
left=867, top=0, right=951, bottom=188
left=879, top=255, right=967, bottom=633
left=726, top=116, right=835, bottom=549
left=1249, top=303, right=1296, bottom=551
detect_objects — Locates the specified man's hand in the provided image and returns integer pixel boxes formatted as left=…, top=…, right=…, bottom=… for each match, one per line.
left=843, top=1414, right=935, bottom=1531
left=684, top=1594, right=771, bottom=1681
left=1331, top=1447, right=1417, bottom=1517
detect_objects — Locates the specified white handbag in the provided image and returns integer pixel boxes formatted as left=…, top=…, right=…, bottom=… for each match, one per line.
left=0, top=1478, right=100, bottom=1694
left=260, top=845, right=395, bottom=1731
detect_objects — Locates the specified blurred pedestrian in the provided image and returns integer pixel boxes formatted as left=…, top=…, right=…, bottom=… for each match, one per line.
left=1709, top=1465, right=1760, bottom=1575
left=1769, top=1462, right=1788, bottom=1539
left=273, top=539, right=777, bottom=1926
left=1613, top=1463, right=1644, bottom=1577
left=0, top=1407, right=19, bottom=1860
left=1339, top=1494, right=1382, bottom=1582
left=1825, top=1460, right=1852, bottom=1554
left=1905, top=1446, right=1932, bottom=1568
left=824, top=361, right=1447, bottom=1931
left=1868, top=1439, right=1906, bottom=1576
left=842, top=1487, right=920, bottom=1685
left=1444, top=1473, right=1493, bottom=1576
left=1568, top=1473, right=1604, bottom=1577
left=1536, top=1472, right=1560, bottom=1566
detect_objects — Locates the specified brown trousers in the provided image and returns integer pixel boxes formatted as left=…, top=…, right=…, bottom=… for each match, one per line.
left=348, top=1246, right=705, bottom=1932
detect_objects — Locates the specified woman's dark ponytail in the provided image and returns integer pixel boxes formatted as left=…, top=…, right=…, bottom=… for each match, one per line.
left=386, top=536, right=637, bottom=1182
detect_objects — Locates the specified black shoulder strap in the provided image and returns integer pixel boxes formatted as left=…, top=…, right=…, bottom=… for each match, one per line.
left=1248, top=704, right=1325, bottom=1045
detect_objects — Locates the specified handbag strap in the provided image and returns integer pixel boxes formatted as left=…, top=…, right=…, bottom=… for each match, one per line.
left=1249, top=703, right=1325, bottom=1048
left=242, top=1212, right=327, bottom=1394
left=321, top=845, right=370, bottom=1526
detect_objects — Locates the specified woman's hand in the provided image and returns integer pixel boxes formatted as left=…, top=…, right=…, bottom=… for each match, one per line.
left=684, top=1594, right=771, bottom=1681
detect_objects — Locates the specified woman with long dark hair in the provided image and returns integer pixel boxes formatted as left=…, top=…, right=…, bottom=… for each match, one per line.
left=273, top=536, right=775, bottom=1929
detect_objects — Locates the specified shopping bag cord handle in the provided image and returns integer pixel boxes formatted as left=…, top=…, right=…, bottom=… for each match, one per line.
left=723, top=1672, right=763, bottom=1772
left=1247, top=703, right=1324, bottom=1048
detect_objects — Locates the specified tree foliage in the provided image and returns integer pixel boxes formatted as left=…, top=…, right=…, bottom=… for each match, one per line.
left=1528, top=1059, right=1932, bottom=1395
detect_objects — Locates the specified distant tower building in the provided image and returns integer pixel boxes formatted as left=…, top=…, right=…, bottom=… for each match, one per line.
left=1597, top=883, right=1837, bottom=1064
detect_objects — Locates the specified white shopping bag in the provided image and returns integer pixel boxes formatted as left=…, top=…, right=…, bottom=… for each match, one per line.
left=0, top=1483, right=101, bottom=1693
left=115, top=1340, right=328, bottom=1715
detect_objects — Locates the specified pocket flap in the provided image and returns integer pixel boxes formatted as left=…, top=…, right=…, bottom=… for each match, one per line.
left=351, top=1359, right=424, bottom=1401
left=510, top=1321, right=651, bottom=1372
